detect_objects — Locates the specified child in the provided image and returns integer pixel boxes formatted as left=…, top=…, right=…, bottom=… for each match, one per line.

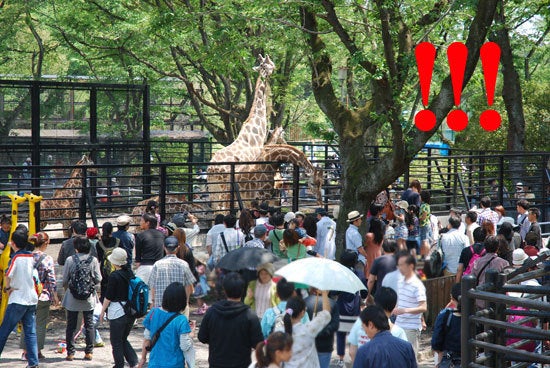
left=406, top=205, right=420, bottom=257
left=191, top=260, right=210, bottom=315
left=249, top=331, right=293, bottom=368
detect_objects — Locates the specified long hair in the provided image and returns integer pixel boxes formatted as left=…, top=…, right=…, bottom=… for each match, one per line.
left=173, top=228, right=190, bottom=258
left=369, top=218, right=384, bottom=244
left=29, top=232, right=50, bottom=248
left=254, top=332, right=293, bottom=368
left=283, top=296, right=306, bottom=335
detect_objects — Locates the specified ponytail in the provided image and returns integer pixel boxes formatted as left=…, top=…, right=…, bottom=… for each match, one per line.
left=283, top=296, right=306, bottom=335
left=255, top=332, right=293, bottom=367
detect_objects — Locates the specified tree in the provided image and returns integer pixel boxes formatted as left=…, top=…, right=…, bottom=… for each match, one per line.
left=299, top=0, right=500, bottom=249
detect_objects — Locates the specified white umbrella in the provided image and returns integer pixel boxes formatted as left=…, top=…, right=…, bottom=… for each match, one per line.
left=274, top=257, right=366, bottom=294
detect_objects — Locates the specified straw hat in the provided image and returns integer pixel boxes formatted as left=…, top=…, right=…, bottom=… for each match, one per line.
left=346, top=210, right=363, bottom=223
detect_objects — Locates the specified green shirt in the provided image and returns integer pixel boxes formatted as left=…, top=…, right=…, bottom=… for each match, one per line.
left=268, top=229, right=286, bottom=259
left=420, top=203, right=431, bottom=227
left=286, top=243, right=307, bottom=262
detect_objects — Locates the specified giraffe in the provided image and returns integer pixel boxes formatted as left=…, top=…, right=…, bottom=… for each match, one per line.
left=207, top=54, right=275, bottom=209
left=130, top=195, right=212, bottom=226
left=235, top=144, right=324, bottom=206
left=39, top=155, right=96, bottom=236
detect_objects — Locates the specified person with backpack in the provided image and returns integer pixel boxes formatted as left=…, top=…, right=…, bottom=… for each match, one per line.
left=97, top=221, right=120, bottom=302
left=431, top=283, right=462, bottom=368
left=139, top=282, right=196, bottom=368
left=455, top=227, right=487, bottom=283
left=62, top=236, right=102, bottom=361
left=99, top=247, right=139, bottom=368
left=261, top=278, right=310, bottom=339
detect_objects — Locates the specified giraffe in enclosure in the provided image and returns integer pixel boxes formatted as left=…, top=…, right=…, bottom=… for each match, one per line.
left=39, top=155, right=96, bottom=236
left=130, top=195, right=212, bottom=226
left=207, top=55, right=275, bottom=209
left=236, top=144, right=324, bottom=206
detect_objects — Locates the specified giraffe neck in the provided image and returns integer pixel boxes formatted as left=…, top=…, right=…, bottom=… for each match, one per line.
left=233, top=76, right=268, bottom=148
left=53, top=168, right=83, bottom=198
left=261, top=145, right=315, bottom=175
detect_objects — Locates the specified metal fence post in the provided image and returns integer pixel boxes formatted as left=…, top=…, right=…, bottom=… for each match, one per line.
left=461, top=275, right=477, bottom=368
left=293, top=165, right=300, bottom=210
left=494, top=272, right=507, bottom=368
left=230, top=163, right=235, bottom=214
left=159, top=165, right=167, bottom=222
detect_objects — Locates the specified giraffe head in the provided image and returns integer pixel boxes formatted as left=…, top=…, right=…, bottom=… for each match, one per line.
left=308, top=166, right=324, bottom=206
left=76, top=154, right=97, bottom=174
left=253, top=54, right=275, bottom=78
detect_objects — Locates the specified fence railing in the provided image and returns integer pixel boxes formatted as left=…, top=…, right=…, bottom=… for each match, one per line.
left=461, top=251, right=550, bottom=367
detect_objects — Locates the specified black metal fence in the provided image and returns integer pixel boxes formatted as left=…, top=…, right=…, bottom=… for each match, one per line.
left=461, top=252, right=550, bottom=367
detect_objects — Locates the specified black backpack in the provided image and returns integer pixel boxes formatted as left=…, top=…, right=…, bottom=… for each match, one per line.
left=68, top=255, right=95, bottom=300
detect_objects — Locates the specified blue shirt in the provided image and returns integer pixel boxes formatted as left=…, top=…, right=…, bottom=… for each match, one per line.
left=260, top=301, right=310, bottom=338
left=353, top=330, right=417, bottom=368
left=112, top=230, right=135, bottom=265
left=346, top=224, right=365, bottom=264
left=431, top=309, right=461, bottom=353
left=143, top=308, right=191, bottom=368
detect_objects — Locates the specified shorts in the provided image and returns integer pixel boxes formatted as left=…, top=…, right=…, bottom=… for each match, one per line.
left=420, top=225, right=432, bottom=242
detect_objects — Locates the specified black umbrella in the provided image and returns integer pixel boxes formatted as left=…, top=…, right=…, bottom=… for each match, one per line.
left=217, top=247, right=279, bottom=271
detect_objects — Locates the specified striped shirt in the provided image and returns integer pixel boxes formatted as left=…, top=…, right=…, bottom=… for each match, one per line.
left=395, top=275, right=426, bottom=331
left=254, top=281, right=272, bottom=318
left=149, top=255, right=196, bottom=307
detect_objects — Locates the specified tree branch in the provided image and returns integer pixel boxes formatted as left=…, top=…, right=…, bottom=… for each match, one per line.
left=524, top=24, right=550, bottom=80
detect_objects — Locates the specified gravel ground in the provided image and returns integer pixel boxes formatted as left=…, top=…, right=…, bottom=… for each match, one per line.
left=1, top=225, right=435, bottom=367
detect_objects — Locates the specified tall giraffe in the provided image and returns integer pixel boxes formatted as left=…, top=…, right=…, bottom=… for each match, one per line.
left=235, top=144, right=324, bottom=206
left=207, top=54, right=275, bottom=209
left=40, top=155, right=95, bottom=236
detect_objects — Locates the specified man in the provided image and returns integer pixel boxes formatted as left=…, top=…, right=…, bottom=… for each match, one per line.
left=515, top=199, right=531, bottom=241
left=172, top=211, right=200, bottom=246
left=305, top=287, right=340, bottom=368
left=526, top=207, right=542, bottom=249
left=477, top=196, right=499, bottom=228
left=212, top=214, right=244, bottom=265
left=394, top=253, right=427, bottom=359
left=472, top=236, right=510, bottom=308
left=206, top=214, right=226, bottom=265
left=244, top=225, right=268, bottom=248
left=353, top=305, right=417, bottom=368
left=464, top=211, right=480, bottom=246
left=367, top=239, right=397, bottom=304
left=315, top=207, right=336, bottom=260
left=261, top=277, right=309, bottom=338
left=134, top=213, right=165, bottom=290
left=346, top=210, right=367, bottom=279
left=514, top=182, right=535, bottom=200
left=455, top=227, right=486, bottom=282
left=112, top=214, right=135, bottom=265
left=255, top=202, right=270, bottom=226
left=58, top=220, right=97, bottom=266
left=198, top=272, right=263, bottom=368
left=0, top=227, right=39, bottom=368
left=440, top=216, right=469, bottom=276
left=401, top=179, right=421, bottom=208
left=149, top=236, right=196, bottom=308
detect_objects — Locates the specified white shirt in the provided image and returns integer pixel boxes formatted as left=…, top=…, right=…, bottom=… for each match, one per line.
left=284, top=310, right=331, bottom=368
left=395, top=275, right=426, bottom=331
left=348, top=317, right=408, bottom=347
left=440, top=228, right=469, bottom=273
left=315, top=216, right=336, bottom=260
left=206, top=223, right=225, bottom=252
left=466, top=222, right=480, bottom=245
left=381, top=269, right=404, bottom=293
left=6, top=252, right=38, bottom=306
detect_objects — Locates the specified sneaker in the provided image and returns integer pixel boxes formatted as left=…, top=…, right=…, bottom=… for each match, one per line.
left=336, top=360, right=345, bottom=368
left=20, top=352, right=27, bottom=361
left=94, top=341, right=105, bottom=347
left=84, top=353, right=93, bottom=361
left=38, top=352, right=46, bottom=360
left=65, top=354, right=74, bottom=361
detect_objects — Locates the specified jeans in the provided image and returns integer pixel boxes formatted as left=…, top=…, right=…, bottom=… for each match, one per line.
left=0, top=303, right=39, bottom=366
left=66, top=309, right=94, bottom=355
left=110, top=313, right=138, bottom=368
left=336, top=331, right=347, bottom=357
left=317, top=352, right=332, bottom=368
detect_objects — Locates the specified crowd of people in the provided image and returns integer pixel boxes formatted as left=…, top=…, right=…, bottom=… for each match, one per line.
left=0, top=182, right=547, bottom=368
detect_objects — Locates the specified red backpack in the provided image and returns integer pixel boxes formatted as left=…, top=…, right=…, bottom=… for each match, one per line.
left=463, top=246, right=486, bottom=276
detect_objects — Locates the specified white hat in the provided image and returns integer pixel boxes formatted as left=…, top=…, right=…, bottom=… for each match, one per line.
left=512, top=248, right=528, bottom=266
left=284, top=212, right=296, bottom=223
left=346, top=210, right=363, bottom=223
left=116, top=214, right=131, bottom=226
left=396, top=200, right=409, bottom=211
left=108, top=247, right=128, bottom=266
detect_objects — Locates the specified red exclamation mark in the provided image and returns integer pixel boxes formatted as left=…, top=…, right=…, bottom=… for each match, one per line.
left=446, top=42, right=468, bottom=131
left=479, top=42, right=502, bottom=131
left=414, top=42, right=436, bottom=132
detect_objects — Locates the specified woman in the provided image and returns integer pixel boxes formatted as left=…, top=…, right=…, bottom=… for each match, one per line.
left=394, top=201, right=409, bottom=251
left=419, top=190, right=432, bottom=257
left=138, top=282, right=195, bottom=368
left=365, top=218, right=384, bottom=277
left=20, top=232, right=59, bottom=360
left=239, top=209, right=256, bottom=242
left=146, top=200, right=168, bottom=235
left=245, top=263, right=279, bottom=318
left=62, top=236, right=102, bottom=361
left=99, top=247, right=139, bottom=368
left=283, top=229, right=307, bottom=262
left=174, top=228, right=198, bottom=280
left=249, top=331, right=293, bottom=368
left=97, top=221, right=120, bottom=301
left=283, top=292, right=331, bottom=368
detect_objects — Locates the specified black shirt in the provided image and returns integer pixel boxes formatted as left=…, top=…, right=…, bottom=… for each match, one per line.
left=104, top=268, right=133, bottom=302
left=135, top=229, right=165, bottom=264
left=458, top=242, right=485, bottom=269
